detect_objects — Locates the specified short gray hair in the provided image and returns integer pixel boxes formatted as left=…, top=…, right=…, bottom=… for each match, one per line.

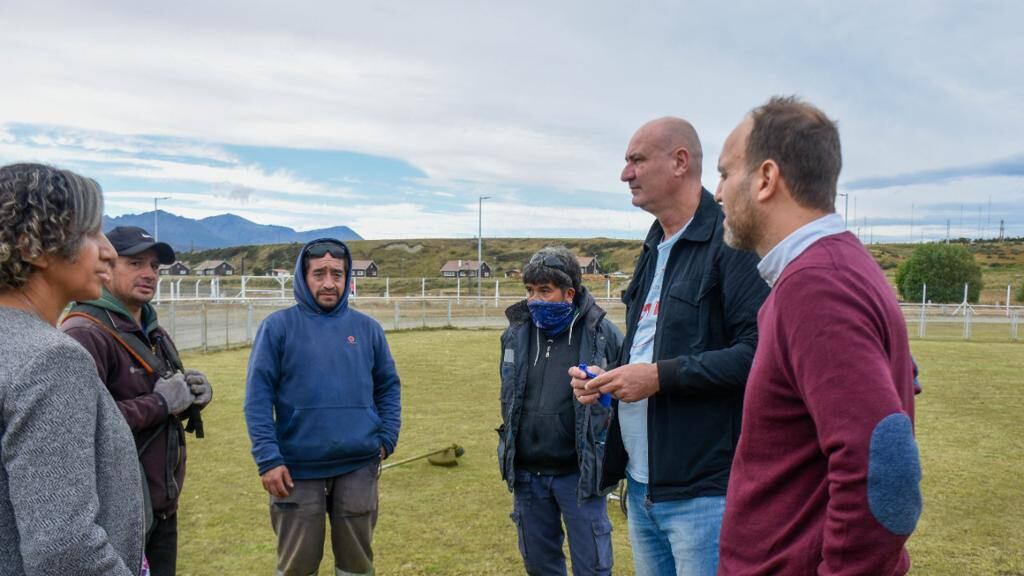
left=0, top=163, right=104, bottom=290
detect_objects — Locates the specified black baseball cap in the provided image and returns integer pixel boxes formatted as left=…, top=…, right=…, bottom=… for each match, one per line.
left=106, top=226, right=176, bottom=264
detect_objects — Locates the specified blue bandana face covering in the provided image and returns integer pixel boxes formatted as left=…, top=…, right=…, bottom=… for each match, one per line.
left=527, top=300, right=576, bottom=337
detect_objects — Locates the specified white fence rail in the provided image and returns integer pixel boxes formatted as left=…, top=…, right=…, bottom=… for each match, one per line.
left=152, top=295, right=1021, bottom=353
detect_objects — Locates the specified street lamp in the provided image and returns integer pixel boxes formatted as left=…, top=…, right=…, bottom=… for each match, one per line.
left=477, top=195, right=491, bottom=300
left=153, top=196, right=170, bottom=241
left=837, top=192, right=849, bottom=228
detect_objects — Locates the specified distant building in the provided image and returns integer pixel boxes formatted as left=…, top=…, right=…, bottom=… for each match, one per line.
left=193, top=260, right=235, bottom=276
left=270, top=268, right=291, bottom=277
left=351, top=260, right=379, bottom=277
left=440, top=259, right=491, bottom=278
left=577, top=255, right=602, bottom=275
left=159, top=261, right=191, bottom=276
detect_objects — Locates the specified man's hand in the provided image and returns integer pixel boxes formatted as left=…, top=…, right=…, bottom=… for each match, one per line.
left=154, top=372, right=192, bottom=415
left=569, top=365, right=606, bottom=405
left=380, top=445, right=387, bottom=460
left=578, top=363, right=660, bottom=403
left=184, top=369, right=213, bottom=408
left=261, top=465, right=293, bottom=497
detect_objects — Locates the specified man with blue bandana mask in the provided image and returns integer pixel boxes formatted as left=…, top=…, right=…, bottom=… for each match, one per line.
left=497, top=246, right=623, bottom=576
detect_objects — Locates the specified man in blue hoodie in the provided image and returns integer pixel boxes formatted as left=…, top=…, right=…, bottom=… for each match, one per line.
left=245, top=238, right=401, bottom=576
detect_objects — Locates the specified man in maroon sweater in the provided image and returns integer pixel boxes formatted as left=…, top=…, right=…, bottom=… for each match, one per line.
left=714, top=97, right=922, bottom=575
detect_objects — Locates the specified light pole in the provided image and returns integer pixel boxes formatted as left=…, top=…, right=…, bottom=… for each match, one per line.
left=837, top=192, right=849, bottom=228
left=477, top=195, right=491, bottom=301
left=154, top=196, right=170, bottom=241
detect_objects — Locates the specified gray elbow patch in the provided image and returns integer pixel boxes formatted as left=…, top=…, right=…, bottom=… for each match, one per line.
left=867, top=413, right=922, bottom=535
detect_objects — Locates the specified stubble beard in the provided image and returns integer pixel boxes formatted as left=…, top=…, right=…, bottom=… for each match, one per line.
left=723, top=186, right=761, bottom=253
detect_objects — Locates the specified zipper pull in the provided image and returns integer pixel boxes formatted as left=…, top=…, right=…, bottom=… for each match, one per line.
left=545, top=339, right=552, bottom=358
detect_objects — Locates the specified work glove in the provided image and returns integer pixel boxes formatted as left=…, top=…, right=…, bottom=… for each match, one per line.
left=184, top=369, right=213, bottom=408
left=154, top=372, right=192, bottom=415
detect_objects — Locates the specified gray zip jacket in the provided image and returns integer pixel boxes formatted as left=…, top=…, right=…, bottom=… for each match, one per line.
left=497, top=287, right=623, bottom=499
left=0, top=307, right=144, bottom=576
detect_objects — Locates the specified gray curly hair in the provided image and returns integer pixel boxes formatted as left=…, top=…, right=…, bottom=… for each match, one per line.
left=0, top=163, right=104, bottom=290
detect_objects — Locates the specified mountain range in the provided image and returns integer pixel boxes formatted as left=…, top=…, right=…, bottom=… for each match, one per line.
left=102, top=211, right=362, bottom=252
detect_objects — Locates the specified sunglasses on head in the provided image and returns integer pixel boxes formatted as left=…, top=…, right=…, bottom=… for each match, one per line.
left=529, top=254, right=572, bottom=276
left=305, top=241, right=347, bottom=259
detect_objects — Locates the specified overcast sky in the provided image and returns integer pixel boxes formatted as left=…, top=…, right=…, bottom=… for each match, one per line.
left=1, top=1, right=1020, bottom=241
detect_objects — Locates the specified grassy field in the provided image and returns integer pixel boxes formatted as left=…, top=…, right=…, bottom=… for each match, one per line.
left=175, top=330, right=1023, bottom=575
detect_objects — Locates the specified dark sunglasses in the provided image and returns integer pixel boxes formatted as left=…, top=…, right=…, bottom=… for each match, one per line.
left=305, top=241, right=347, bottom=259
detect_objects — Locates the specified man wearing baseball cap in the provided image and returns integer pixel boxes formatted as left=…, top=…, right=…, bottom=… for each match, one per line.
left=62, top=226, right=213, bottom=576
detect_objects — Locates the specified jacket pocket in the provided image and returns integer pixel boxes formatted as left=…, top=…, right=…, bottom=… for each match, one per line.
left=666, top=278, right=701, bottom=306
left=279, top=406, right=381, bottom=463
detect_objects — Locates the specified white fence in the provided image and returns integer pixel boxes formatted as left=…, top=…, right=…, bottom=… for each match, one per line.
left=152, top=295, right=1021, bottom=353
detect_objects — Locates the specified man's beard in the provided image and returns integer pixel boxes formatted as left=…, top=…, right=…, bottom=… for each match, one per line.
left=723, top=184, right=761, bottom=252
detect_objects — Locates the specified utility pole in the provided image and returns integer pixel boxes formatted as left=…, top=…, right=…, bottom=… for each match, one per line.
left=910, top=203, right=914, bottom=244
left=477, top=195, right=491, bottom=301
left=154, top=196, right=170, bottom=241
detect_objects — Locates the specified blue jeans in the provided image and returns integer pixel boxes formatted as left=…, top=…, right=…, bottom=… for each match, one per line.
left=626, top=475, right=724, bottom=576
left=511, top=469, right=613, bottom=576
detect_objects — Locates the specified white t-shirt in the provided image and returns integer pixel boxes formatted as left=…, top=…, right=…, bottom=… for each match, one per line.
left=618, top=223, right=687, bottom=484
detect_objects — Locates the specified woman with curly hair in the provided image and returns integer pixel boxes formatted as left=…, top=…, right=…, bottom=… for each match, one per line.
left=0, top=163, right=145, bottom=575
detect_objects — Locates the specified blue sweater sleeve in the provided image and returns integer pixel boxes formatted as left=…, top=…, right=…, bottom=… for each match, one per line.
left=244, top=318, right=285, bottom=474
left=371, top=327, right=402, bottom=456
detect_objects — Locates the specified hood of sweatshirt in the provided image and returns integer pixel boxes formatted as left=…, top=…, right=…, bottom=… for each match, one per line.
left=293, top=238, right=353, bottom=317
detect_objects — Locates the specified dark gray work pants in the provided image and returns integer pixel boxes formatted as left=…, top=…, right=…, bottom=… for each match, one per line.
left=269, top=460, right=379, bottom=576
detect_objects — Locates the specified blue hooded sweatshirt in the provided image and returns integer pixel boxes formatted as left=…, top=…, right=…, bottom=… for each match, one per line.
left=244, top=238, right=401, bottom=479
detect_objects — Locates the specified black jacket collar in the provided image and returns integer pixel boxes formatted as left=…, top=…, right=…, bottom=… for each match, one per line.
left=643, top=188, right=719, bottom=250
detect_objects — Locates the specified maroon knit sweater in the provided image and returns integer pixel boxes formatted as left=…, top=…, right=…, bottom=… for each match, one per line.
left=719, top=232, right=920, bottom=575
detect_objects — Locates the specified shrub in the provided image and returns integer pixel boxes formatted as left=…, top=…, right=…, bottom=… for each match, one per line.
left=895, top=243, right=983, bottom=303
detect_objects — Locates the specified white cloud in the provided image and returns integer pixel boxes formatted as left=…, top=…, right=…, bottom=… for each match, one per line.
left=0, top=1, right=1021, bottom=237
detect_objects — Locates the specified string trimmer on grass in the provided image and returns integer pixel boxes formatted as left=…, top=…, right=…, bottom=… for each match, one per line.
left=381, top=443, right=465, bottom=471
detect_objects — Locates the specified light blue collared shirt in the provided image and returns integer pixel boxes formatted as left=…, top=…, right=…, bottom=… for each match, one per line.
left=757, top=213, right=846, bottom=287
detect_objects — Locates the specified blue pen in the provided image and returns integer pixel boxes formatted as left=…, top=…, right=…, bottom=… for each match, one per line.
left=577, top=363, right=612, bottom=407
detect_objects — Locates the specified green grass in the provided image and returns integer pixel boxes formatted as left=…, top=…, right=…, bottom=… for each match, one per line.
left=175, top=331, right=1022, bottom=575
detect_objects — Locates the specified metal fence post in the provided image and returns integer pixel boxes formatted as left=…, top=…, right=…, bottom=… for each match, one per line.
left=169, top=301, right=177, bottom=341
left=225, top=303, right=230, bottom=348
left=963, top=307, right=972, bottom=340
left=918, top=284, right=927, bottom=339
left=1012, top=311, right=1020, bottom=341
left=394, top=302, right=400, bottom=331
left=421, top=299, right=426, bottom=328
left=447, top=299, right=452, bottom=326
left=247, top=303, right=254, bottom=344
left=201, top=303, right=208, bottom=353
left=495, top=280, right=500, bottom=307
